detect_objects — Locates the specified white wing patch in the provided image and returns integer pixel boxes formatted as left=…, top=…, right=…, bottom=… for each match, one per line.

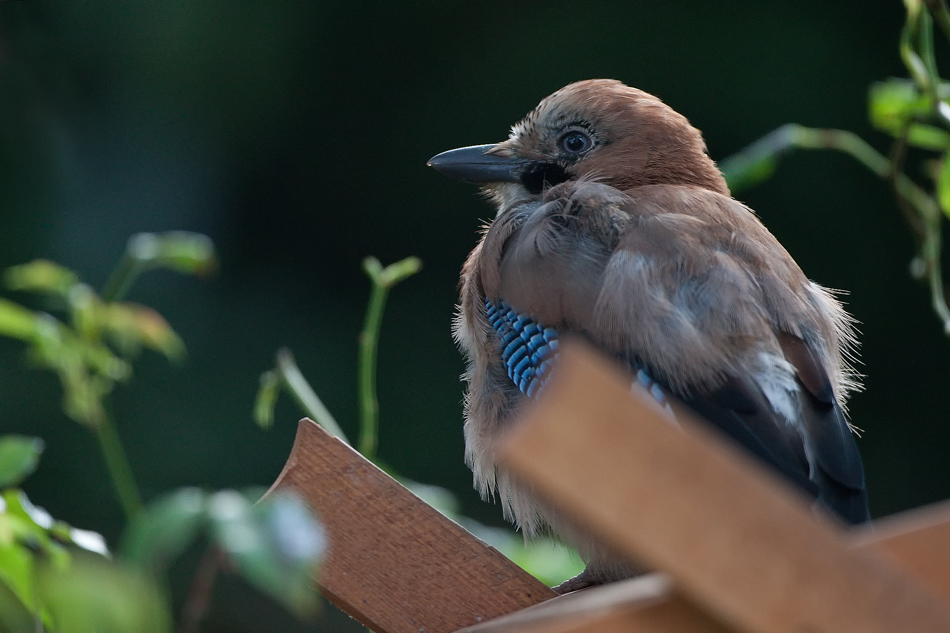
left=753, top=351, right=801, bottom=425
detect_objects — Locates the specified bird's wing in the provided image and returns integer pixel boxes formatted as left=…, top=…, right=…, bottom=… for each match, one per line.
left=472, top=180, right=868, bottom=523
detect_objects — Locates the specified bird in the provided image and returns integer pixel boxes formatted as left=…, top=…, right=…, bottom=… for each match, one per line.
left=427, top=79, right=869, bottom=592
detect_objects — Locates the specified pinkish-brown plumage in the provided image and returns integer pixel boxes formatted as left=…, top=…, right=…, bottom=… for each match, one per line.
left=431, top=79, right=867, bottom=591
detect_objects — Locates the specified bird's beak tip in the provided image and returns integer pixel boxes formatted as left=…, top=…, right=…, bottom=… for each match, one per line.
left=426, top=144, right=523, bottom=184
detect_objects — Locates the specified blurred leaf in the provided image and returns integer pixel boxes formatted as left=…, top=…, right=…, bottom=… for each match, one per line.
left=511, top=538, right=585, bottom=587
left=121, top=488, right=207, bottom=574
left=0, top=491, right=103, bottom=562
left=4, top=489, right=52, bottom=531
left=0, top=518, right=40, bottom=614
left=38, top=554, right=172, bottom=633
left=404, top=480, right=460, bottom=517
left=264, top=493, right=326, bottom=565
left=869, top=79, right=950, bottom=150
left=0, top=579, right=36, bottom=633
left=378, top=256, right=422, bottom=288
left=207, top=490, right=323, bottom=619
left=720, top=154, right=779, bottom=192
left=128, top=232, right=218, bottom=276
left=907, top=123, right=950, bottom=150
left=869, top=78, right=930, bottom=133
left=939, top=151, right=950, bottom=219
left=0, top=299, right=41, bottom=341
left=0, top=488, right=101, bottom=627
left=4, top=260, right=79, bottom=298
left=51, top=523, right=109, bottom=556
left=254, top=370, right=280, bottom=430
left=457, top=517, right=584, bottom=586
left=67, top=283, right=101, bottom=341
left=100, top=304, right=186, bottom=362
left=0, top=437, right=43, bottom=488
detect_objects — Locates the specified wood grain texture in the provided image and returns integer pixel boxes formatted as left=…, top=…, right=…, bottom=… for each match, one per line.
left=459, top=508, right=950, bottom=633
left=459, top=573, right=732, bottom=633
left=498, top=341, right=950, bottom=633
left=268, top=419, right=555, bottom=633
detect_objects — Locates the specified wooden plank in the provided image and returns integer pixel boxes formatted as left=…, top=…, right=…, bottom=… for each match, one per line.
left=268, top=419, right=555, bottom=633
left=459, top=573, right=732, bottom=633
left=459, top=508, right=950, bottom=633
left=856, top=501, right=950, bottom=604
left=498, top=341, right=950, bottom=633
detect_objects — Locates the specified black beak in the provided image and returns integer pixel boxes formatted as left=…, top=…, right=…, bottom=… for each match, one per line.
left=427, top=144, right=526, bottom=184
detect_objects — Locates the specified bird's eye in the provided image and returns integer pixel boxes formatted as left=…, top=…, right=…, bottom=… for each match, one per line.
left=558, top=131, right=592, bottom=155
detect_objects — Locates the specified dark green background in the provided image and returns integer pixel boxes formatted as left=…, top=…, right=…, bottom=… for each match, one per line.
left=1, top=1, right=944, bottom=630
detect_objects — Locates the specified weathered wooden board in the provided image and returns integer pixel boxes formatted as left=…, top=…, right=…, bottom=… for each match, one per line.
left=268, top=419, right=555, bottom=633
left=460, top=503, right=950, bottom=633
left=498, top=341, right=950, bottom=633
left=459, top=573, right=731, bottom=633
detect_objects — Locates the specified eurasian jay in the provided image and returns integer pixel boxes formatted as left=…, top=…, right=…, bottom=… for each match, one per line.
left=428, top=79, right=869, bottom=590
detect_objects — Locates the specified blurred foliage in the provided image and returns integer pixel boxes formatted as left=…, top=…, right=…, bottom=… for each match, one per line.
left=0, top=235, right=325, bottom=632
left=0, top=231, right=216, bottom=520
left=721, top=0, right=950, bottom=334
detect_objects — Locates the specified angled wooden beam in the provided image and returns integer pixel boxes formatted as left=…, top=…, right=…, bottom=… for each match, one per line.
left=460, top=505, right=950, bottom=633
left=459, top=573, right=732, bottom=633
left=498, top=341, right=950, bottom=633
left=268, top=420, right=555, bottom=633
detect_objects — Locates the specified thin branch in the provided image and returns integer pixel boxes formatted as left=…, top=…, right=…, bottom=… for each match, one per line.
left=720, top=123, right=950, bottom=334
left=924, top=0, right=950, bottom=42
left=93, top=409, right=143, bottom=520
left=178, top=545, right=223, bottom=633
left=357, top=257, right=421, bottom=461
left=100, top=250, right=144, bottom=303
left=885, top=124, right=926, bottom=243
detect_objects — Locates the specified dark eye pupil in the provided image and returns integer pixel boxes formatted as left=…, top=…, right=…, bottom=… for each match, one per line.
left=561, top=132, right=590, bottom=154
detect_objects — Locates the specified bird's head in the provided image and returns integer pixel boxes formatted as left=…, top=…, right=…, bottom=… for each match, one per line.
left=428, top=79, right=729, bottom=209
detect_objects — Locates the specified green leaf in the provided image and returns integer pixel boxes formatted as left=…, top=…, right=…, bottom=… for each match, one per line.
left=0, top=579, right=36, bottom=633
left=50, top=523, right=108, bottom=556
left=37, top=554, right=172, bottom=633
left=208, top=490, right=323, bottom=619
left=0, top=299, right=41, bottom=341
left=100, top=304, right=186, bottom=362
left=938, top=151, right=950, bottom=219
left=906, top=123, right=950, bottom=150
left=378, top=256, right=422, bottom=288
left=0, top=437, right=43, bottom=488
left=869, top=78, right=930, bottom=134
left=720, top=154, right=779, bottom=192
left=4, top=260, right=79, bottom=298
left=0, top=489, right=104, bottom=625
left=128, top=232, right=217, bottom=276
left=120, top=488, right=207, bottom=574
left=0, top=518, right=40, bottom=614
left=458, top=517, right=584, bottom=586
left=253, top=370, right=281, bottom=430
left=404, top=480, right=459, bottom=517
left=1, top=490, right=86, bottom=566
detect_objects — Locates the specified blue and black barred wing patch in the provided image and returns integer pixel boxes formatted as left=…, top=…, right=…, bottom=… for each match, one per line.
left=485, top=298, right=677, bottom=419
left=485, top=299, right=559, bottom=398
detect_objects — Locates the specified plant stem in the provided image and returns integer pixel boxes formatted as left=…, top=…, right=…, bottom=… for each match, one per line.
left=720, top=123, right=950, bottom=334
left=100, top=251, right=144, bottom=303
left=358, top=259, right=387, bottom=461
left=93, top=410, right=142, bottom=520
left=178, top=545, right=222, bottom=633
left=357, top=257, right=421, bottom=461
left=924, top=0, right=950, bottom=42
left=275, top=349, right=349, bottom=443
